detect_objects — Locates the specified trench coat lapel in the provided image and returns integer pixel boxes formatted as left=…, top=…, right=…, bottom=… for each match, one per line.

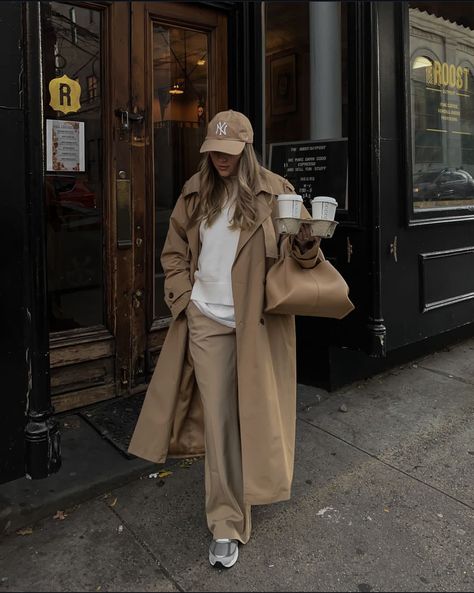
left=233, top=169, right=286, bottom=262
left=234, top=196, right=273, bottom=264
left=182, top=188, right=200, bottom=265
left=187, top=218, right=200, bottom=264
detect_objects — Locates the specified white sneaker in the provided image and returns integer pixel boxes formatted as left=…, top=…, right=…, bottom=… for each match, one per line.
left=209, top=538, right=239, bottom=568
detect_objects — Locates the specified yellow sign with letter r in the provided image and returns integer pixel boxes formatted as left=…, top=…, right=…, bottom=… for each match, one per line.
left=49, top=75, right=81, bottom=114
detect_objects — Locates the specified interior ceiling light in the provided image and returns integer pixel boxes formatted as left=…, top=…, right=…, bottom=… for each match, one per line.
left=169, top=83, right=184, bottom=95
left=197, top=58, right=206, bottom=66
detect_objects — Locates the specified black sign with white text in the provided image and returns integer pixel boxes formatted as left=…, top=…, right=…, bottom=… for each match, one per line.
left=269, top=138, right=348, bottom=211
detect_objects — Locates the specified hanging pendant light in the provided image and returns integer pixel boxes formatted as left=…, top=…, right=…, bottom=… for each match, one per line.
left=169, top=30, right=186, bottom=95
left=169, top=82, right=184, bottom=95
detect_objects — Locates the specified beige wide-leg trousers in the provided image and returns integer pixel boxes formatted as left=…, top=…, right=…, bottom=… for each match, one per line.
left=186, top=301, right=252, bottom=544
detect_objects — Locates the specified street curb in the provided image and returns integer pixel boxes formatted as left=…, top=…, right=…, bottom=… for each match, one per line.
left=0, top=460, right=164, bottom=537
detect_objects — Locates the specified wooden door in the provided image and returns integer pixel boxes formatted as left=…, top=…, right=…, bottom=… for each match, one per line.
left=129, top=2, right=228, bottom=382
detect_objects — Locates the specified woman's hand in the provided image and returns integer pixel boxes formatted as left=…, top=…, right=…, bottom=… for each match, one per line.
left=294, top=223, right=321, bottom=253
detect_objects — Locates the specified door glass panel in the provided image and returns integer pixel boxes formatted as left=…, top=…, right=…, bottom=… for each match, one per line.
left=410, top=3, right=474, bottom=213
left=152, top=24, right=208, bottom=319
left=42, top=2, right=104, bottom=331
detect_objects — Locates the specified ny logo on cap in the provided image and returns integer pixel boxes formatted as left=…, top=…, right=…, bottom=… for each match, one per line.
left=216, top=121, right=228, bottom=136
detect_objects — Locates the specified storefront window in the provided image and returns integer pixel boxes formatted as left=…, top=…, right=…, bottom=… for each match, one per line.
left=264, top=2, right=348, bottom=211
left=410, top=3, right=474, bottom=213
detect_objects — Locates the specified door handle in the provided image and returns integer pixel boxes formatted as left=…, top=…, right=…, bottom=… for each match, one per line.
left=115, top=108, right=144, bottom=131
left=116, top=171, right=132, bottom=248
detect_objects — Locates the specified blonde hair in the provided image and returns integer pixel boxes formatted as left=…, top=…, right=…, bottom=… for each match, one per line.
left=190, top=144, right=261, bottom=230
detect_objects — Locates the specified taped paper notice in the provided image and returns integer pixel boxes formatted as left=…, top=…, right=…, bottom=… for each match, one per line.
left=46, top=119, right=85, bottom=172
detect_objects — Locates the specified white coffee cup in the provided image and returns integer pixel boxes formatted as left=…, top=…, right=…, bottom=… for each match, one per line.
left=311, top=196, right=338, bottom=220
left=277, top=194, right=303, bottom=218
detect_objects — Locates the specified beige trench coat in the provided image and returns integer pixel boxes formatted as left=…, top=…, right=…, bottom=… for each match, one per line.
left=128, top=166, right=321, bottom=505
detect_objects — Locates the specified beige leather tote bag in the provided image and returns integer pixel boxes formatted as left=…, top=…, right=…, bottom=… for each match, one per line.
left=264, top=238, right=355, bottom=319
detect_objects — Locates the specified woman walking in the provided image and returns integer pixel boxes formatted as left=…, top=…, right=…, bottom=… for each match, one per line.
left=128, top=110, right=322, bottom=568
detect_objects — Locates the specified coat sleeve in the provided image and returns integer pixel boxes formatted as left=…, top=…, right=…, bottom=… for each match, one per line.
left=160, top=194, right=193, bottom=319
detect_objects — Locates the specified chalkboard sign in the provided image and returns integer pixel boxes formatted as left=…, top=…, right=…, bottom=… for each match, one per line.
left=269, top=138, right=348, bottom=211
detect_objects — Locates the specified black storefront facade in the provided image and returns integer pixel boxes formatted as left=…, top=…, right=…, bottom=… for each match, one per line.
left=1, top=1, right=473, bottom=484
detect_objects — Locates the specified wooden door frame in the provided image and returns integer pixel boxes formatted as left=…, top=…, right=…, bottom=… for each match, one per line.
left=108, top=1, right=134, bottom=394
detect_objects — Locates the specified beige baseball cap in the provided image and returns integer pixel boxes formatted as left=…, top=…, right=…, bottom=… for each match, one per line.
left=200, top=110, right=254, bottom=155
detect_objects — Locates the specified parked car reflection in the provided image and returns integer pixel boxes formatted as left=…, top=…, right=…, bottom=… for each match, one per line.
left=413, top=168, right=474, bottom=201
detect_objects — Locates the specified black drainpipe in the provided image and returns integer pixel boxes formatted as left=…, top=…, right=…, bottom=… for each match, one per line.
left=23, top=1, right=61, bottom=479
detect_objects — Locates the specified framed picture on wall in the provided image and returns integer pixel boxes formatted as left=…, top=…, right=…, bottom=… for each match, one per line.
left=270, top=54, right=296, bottom=115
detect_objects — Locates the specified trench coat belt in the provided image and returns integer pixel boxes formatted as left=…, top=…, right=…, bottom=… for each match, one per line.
left=261, top=216, right=279, bottom=259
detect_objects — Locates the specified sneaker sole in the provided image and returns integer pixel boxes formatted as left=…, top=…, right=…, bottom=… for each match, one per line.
left=209, top=546, right=239, bottom=568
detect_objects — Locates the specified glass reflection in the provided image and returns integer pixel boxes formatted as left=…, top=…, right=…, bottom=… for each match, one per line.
left=152, top=25, right=208, bottom=319
left=42, top=2, right=104, bottom=331
left=410, top=4, right=474, bottom=211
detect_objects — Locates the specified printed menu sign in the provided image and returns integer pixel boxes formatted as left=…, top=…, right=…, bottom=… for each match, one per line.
left=269, top=139, right=348, bottom=210
left=46, top=119, right=85, bottom=172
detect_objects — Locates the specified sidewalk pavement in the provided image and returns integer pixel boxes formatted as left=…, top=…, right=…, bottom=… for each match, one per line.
left=0, top=338, right=473, bottom=592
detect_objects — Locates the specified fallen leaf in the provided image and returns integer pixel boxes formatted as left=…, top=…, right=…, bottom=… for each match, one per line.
left=16, top=527, right=33, bottom=536
left=383, top=508, right=390, bottom=513
left=53, top=510, right=67, bottom=520
left=158, top=470, right=173, bottom=478
left=109, top=497, right=118, bottom=508
left=316, top=506, right=335, bottom=517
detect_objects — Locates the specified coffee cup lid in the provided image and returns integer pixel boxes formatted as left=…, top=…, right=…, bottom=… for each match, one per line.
left=311, top=196, right=338, bottom=205
left=277, top=194, right=303, bottom=201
